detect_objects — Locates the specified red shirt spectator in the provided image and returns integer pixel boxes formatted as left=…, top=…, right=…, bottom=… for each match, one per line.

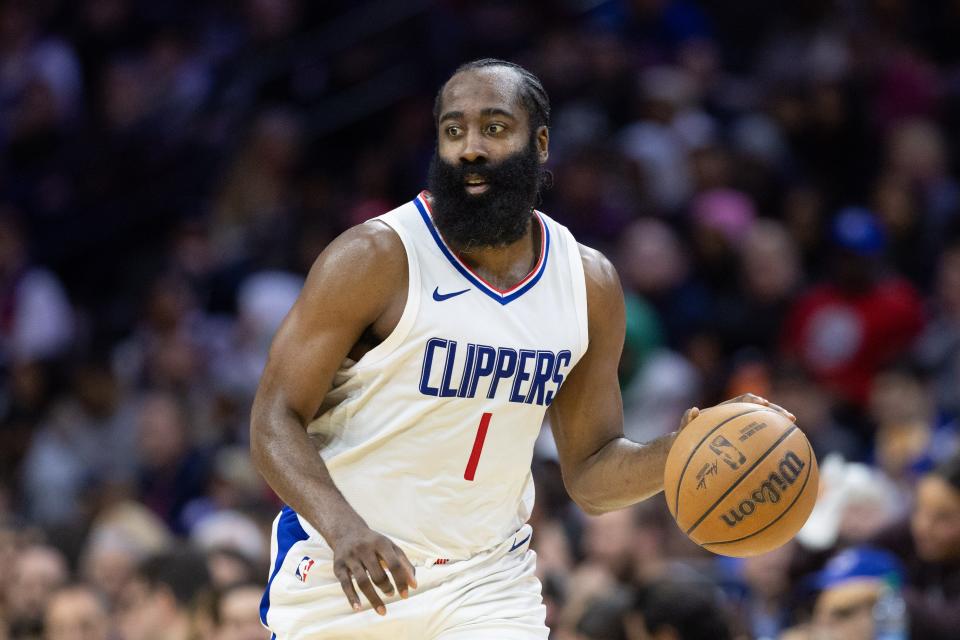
left=781, top=208, right=924, bottom=406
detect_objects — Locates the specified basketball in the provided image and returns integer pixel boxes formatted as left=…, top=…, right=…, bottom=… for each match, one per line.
left=664, top=402, right=819, bottom=557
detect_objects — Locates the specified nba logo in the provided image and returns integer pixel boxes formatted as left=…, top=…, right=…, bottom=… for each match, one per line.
left=295, top=556, right=315, bottom=583
left=709, top=435, right=747, bottom=470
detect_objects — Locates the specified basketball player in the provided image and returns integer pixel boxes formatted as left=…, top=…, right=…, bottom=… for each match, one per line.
left=251, top=59, right=792, bottom=639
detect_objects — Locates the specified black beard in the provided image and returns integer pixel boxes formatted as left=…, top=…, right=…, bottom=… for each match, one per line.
left=427, top=140, right=542, bottom=250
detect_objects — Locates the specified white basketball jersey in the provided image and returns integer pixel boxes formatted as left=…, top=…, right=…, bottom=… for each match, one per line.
left=306, top=192, right=589, bottom=564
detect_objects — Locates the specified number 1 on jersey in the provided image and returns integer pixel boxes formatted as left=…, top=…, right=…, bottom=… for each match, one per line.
left=464, top=412, right=492, bottom=481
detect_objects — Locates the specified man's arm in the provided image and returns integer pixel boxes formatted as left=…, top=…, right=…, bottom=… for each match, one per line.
left=548, top=246, right=682, bottom=515
left=250, top=221, right=416, bottom=615
left=549, top=246, right=789, bottom=515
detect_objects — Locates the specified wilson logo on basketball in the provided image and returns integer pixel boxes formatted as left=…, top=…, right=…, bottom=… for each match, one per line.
left=720, top=450, right=806, bottom=528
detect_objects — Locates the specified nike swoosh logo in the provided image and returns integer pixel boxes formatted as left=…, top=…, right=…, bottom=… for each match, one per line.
left=432, top=287, right=470, bottom=301
left=509, top=533, right=531, bottom=552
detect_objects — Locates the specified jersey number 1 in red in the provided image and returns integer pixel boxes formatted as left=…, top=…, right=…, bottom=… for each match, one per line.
left=464, top=412, right=492, bottom=481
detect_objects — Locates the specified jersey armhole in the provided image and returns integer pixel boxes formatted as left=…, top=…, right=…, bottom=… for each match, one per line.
left=564, top=228, right=590, bottom=360
left=349, top=217, right=420, bottom=369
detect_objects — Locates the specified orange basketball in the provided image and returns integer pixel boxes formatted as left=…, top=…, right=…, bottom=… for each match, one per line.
left=663, top=402, right=819, bottom=557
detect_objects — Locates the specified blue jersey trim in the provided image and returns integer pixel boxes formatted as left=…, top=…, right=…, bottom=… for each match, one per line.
left=413, top=196, right=550, bottom=305
left=260, top=506, right=310, bottom=628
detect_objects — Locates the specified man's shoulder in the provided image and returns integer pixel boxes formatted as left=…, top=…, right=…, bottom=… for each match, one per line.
left=302, top=217, right=407, bottom=298
left=575, top=242, right=623, bottom=336
left=576, top=242, right=619, bottom=294
left=329, top=219, right=406, bottom=262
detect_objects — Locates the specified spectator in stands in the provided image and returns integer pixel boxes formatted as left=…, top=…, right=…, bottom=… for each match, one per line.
left=189, top=509, right=267, bottom=586
left=135, top=392, right=211, bottom=533
left=211, top=109, right=304, bottom=269
left=79, top=501, right=172, bottom=609
left=581, top=502, right=679, bottom=586
left=627, top=578, right=733, bottom=640
left=573, top=587, right=631, bottom=640
left=113, top=275, right=211, bottom=396
left=869, top=364, right=953, bottom=487
left=731, top=220, right=803, bottom=353
left=20, top=356, right=139, bottom=526
left=915, top=236, right=960, bottom=420
left=203, top=548, right=258, bottom=592
left=5, top=545, right=69, bottom=640
left=213, top=583, right=268, bottom=640
left=770, top=367, right=861, bottom=460
left=781, top=207, right=924, bottom=412
left=0, top=211, right=74, bottom=368
left=722, top=542, right=797, bottom=640
left=798, top=455, right=904, bottom=553
left=809, top=546, right=904, bottom=640
left=116, top=550, right=211, bottom=640
left=872, top=454, right=960, bottom=639
left=44, top=585, right=111, bottom=640
left=883, top=119, right=959, bottom=237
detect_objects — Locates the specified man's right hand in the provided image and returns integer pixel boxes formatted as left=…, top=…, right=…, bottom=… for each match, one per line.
left=330, top=524, right=418, bottom=616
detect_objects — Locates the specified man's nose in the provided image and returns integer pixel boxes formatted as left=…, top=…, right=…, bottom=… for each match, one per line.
left=459, top=129, right=488, bottom=164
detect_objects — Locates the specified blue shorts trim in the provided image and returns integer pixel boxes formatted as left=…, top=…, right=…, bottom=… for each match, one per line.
left=260, top=506, right=310, bottom=627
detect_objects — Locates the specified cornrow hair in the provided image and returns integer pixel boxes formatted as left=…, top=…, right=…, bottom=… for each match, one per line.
left=433, top=58, right=551, bottom=132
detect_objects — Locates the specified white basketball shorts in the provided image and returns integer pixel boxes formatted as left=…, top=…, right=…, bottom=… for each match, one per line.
left=259, top=507, right=548, bottom=639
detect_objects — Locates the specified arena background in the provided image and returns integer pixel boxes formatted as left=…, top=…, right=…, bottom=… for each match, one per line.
left=1, top=1, right=960, bottom=639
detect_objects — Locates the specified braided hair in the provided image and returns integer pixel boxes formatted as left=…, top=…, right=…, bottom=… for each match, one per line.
left=433, top=58, right=551, bottom=132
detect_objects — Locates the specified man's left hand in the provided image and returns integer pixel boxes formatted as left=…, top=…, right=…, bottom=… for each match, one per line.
left=678, top=393, right=796, bottom=432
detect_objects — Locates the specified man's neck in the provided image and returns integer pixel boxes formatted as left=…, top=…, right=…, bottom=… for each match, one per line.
left=448, top=215, right=541, bottom=291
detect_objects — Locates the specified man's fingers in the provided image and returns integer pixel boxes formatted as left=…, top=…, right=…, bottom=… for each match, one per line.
left=380, top=547, right=417, bottom=598
left=764, top=400, right=795, bottom=421
left=679, top=407, right=700, bottom=429
left=333, top=562, right=361, bottom=612
left=346, top=559, right=386, bottom=616
left=398, top=549, right=417, bottom=589
left=334, top=535, right=418, bottom=615
left=363, top=555, right=395, bottom=597
left=736, top=393, right=796, bottom=422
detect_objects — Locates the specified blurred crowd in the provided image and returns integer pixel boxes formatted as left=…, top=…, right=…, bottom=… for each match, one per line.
left=2, top=0, right=960, bottom=639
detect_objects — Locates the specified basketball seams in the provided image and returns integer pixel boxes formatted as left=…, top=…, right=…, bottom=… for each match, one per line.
left=699, top=435, right=814, bottom=547
left=684, top=424, right=799, bottom=536
left=672, top=407, right=780, bottom=521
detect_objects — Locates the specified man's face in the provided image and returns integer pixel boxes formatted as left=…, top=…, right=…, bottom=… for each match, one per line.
left=216, top=586, right=269, bottom=640
left=45, top=589, right=110, bottom=640
left=115, top=580, right=168, bottom=640
left=428, top=67, right=548, bottom=249
left=436, top=67, right=545, bottom=174
left=911, top=475, right=960, bottom=562
left=813, top=579, right=881, bottom=640
left=7, top=547, right=68, bottom=621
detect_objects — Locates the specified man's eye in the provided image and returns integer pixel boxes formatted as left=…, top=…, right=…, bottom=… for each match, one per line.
left=487, top=123, right=505, bottom=134
left=446, top=126, right=462, bottom=136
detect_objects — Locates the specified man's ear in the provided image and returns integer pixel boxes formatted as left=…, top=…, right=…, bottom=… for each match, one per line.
left=536, top=126, right=549, bottom=164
